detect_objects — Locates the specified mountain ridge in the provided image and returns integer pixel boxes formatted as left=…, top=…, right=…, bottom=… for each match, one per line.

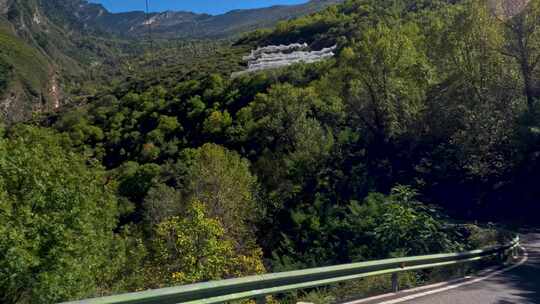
left=59, top=0, right=344, bottom=39
left=0, top=0, right=341, bottom=122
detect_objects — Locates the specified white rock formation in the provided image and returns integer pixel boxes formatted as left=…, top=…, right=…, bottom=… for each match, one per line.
left=232, top=43, right=336, bottom=77
left=33, top=11, right=41, bottom=24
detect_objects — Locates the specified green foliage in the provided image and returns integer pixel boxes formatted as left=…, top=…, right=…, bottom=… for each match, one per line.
left=203, top=110, right=233, bottom=135
left=142, top=183, right=183, bottom=228
left=272, top=186, right=459, bottom=270
left=157, top=115, right=181, bottom=133
left=245, top=3, right=348, bottom=47
left=146, top=202, right=264, bottom=287
left=499, top=0, right=540, bottom=109
left=343, top=20, right=430, bottom=138
left=150, top=203, right=239, bottom=285
left=240, top=84, right=336, bottom=204
left=117, top=162, right=161, bottom=203
left=0, top=29, right=49, bottom=96
left=0, top=126, right=120, bottom=303
left=298, top=289, right=336, bottom=304
left=185, top=143, right=259, bottom=243
left=462, top=224, right=505, bottom=249
left=371, top=186, right=459, bottom=257
left=10, top=0, right=540, bottom=300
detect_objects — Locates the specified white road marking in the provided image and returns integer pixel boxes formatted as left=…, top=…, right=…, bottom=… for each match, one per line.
left=346, top=247, right=529, bottom=304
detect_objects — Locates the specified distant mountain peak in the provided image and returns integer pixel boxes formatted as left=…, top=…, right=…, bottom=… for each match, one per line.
left=51, top=0, right=344, bottom=39
left=0, top=0, right=344, bottom=121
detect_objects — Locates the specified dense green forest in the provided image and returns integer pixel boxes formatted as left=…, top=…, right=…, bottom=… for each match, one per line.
left=1, top=0, right=540, bottom=302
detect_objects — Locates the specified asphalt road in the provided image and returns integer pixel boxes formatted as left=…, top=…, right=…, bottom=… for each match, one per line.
left=397, top=232, right=540, bottom=304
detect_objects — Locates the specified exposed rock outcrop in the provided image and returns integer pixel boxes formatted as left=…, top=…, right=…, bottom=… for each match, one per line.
left=232, top=43, right=336, bottom=77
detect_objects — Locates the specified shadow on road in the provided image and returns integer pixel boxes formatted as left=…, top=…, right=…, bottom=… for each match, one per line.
left=492, top=233, right=540, bottom=304
left=416, top=232, right=540, bottom=304
left=363, top=232, right=540, bottom=304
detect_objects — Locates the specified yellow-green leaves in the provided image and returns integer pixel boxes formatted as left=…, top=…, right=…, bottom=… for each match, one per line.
left=149, top=203, right=264, bottom=287
left=203, top=110, right=233, bottom=135
left=186, top=143, right=258, bottom=243
left=153, top=203, right=233, bottom=285
left=345, top=20, right=430, bottom=139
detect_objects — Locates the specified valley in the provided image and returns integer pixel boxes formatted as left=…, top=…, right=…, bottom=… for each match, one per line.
left=0, top=0, right=341, bottom=122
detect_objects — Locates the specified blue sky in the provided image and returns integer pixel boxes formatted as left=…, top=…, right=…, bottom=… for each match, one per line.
left=88, top=0, right=309, bottom=15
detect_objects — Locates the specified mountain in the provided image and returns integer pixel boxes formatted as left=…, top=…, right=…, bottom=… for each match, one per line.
left=49, top=0, right=344, bottom=39
left=5, top=0, right=540, bottom=303
left=0, top=0, right=131, bottom=122
left=0, top=0, right=69, bottom=122
left=0, top=0, right=342, bottom=123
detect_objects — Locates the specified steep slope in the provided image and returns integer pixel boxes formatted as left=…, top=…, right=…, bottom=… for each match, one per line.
left=0, top=2, right=57, bottom=121
left=0, top=0, right=128, bottom=122
left=0, top=0, right=343, bottom=122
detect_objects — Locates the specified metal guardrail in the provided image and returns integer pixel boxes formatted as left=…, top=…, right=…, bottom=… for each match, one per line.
left=63, top=236, right=520, bottom=304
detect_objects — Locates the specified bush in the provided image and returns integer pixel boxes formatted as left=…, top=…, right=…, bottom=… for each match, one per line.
left=0, top=126, right=121, bottom=303
left=144, top=203, right=264, bottom=288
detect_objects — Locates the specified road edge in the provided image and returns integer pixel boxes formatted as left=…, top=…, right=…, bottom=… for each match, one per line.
left=343, top=247, right=529, bottom=304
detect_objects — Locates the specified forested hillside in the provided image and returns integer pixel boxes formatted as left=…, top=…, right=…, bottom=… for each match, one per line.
left=0, top=0, right=136, bottom=122
left=2, top=0, right=540, bottom=303
left=0, top=0, right=340, bottom=123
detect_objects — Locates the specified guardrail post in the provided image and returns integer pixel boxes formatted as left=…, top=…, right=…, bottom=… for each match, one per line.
left=392, top=273, right=399, bottom=292
left=458, top=264, right=465, bottom=278
left=498, top=251, right=505, bottom=264
left=256, top=296, right=267, bottom=304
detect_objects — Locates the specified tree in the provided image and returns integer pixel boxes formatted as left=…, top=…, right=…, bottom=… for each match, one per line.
left=0, top=126, right=120, bottom=303
left=355, top=186, right=458, bottom=258
left=117, top=162, right=161, bottom=203
left=372, top=186, right=458, bottom=257
left=147, top=203, right=264, bottom=287
left=185, top=143, right=259, bottom=246
left=143, top=183, right=183, bottom=228
left=238, top=84, right=336, bottom=204
left=343, top=20, right=430, bottom=140
left=498, top=0, right=540, bottom=110
left=203, top=110, right=233, bottom=135
left=426, top=0, right=519, bottom=180
left=157, top=115, right=181, bottom=133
